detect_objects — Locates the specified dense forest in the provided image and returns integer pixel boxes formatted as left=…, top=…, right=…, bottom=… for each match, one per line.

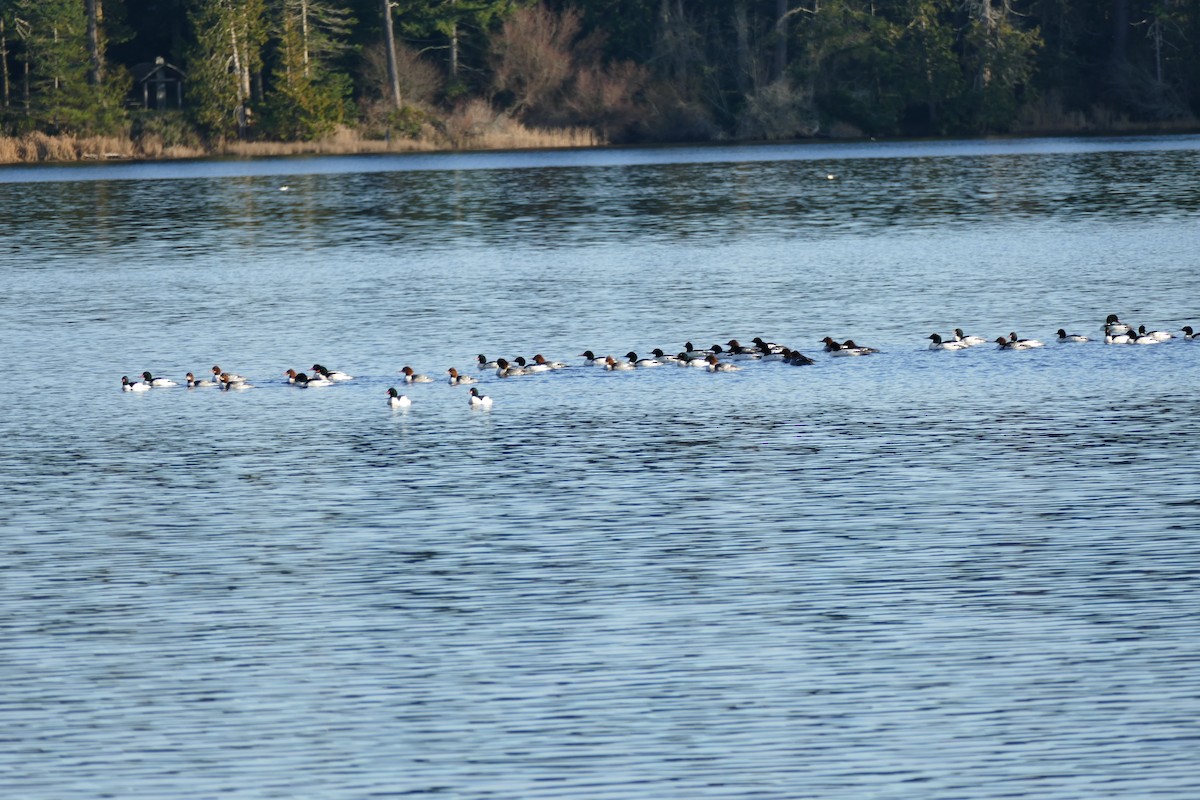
left=0, top=0, right=1197, bottom=155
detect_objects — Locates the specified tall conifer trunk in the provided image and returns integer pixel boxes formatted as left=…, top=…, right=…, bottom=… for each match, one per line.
left=381, top=0, right=402, bottom=108
left=86, top=0, right=105, bottom=85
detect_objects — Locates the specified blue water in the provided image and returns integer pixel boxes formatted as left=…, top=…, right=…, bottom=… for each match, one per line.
left=1, top=136, right=1199, bottom=798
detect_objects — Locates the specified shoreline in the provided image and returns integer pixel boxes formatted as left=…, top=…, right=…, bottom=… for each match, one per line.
left=2, top=119, right=1198, bottom=166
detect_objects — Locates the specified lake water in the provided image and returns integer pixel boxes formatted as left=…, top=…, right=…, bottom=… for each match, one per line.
left=2, top=136, right=1199, bottom=798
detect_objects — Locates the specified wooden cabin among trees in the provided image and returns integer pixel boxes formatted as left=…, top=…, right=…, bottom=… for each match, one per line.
left=131, top=58, right=185, bottom=111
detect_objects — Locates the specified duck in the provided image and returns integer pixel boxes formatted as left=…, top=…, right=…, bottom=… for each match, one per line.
left=625, top=351, right=663, bottom=368
left=386, top=388, right=412, bottom=408
left=1104, top=331, right=1132, bottom=345
left=298, top=372, right=333, bottom=387
left=782, top=348, right=815, bottom=366
left=312, top=363, right=353, bottom=381
left=995, top=336, right=1040, bottom=350
left=750, top=337, right=787, bottom=359
left=476, top=354, right=498, bottom=370
left=514, top=355, right=550, bottom=373
left=401, top=366, right=434, bottom=383
left=1104, top=314, right=1131, bottom=335
left=212, top=365, right=245, bottom=384
left=825, top=338, right=877, bottom=356
left=677, top=352, right=709, bottom=368
left=1138, top=325, right=1173, bottom=342
left=705, top=354, right=741, bottom=372
left=121, top=375, right=151, bottom=392
left=820, top=336, right=844, bottom=353
left=682, top=342, right=710, bottom=359
left=605, top=355, right=635, bottom=371
left=752, top=336, right=786, bottom=355
left=724, top=339, right=762, bottom=359
left=140, top=371, right=178, bottom=387
left=218, top=372, right=252, bottom=389
left=185, top=372, right=217, bottom=388
left=532, top=354, right=566, bottom=370
left=580, top=350, right=607, bottom=366
left=843, top=340, right=880, bottom=354
left=447, top=368, right=477, bottom=385
left=651, top=348, right=681, bottom=365
left=1130, top=329, right=1161, bottom=345
left=494, top=358, right=526, bottom=377
left=928, top=333, right=969, bottom=351
left=468, top=387, right=493, bottom=408
left=284, top=368, right=303, bottom=384
left=1007, top=332, right=1044, bottom=348
left=952, top=328, right=988, bottom=346
left=1056, top=329, right=1089, bottom=343
left=1183, top=326, right=1196, bottom=340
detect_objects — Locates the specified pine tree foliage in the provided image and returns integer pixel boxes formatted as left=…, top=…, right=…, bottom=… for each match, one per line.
left=1, top=0, right=128, bottom=134
left=261, top=0, right=353, bottom=139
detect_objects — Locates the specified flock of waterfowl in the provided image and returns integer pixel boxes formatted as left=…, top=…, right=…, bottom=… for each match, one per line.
left=928, top=316, right=1196, bottom=350
left=120, top=314, right=1196, bottom=407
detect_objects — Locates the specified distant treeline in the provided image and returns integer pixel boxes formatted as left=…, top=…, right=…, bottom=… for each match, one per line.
left=0, top=0, right=1196, bottom=155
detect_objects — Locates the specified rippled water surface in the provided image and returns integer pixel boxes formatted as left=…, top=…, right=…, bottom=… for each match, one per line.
left=2, top=136, right=1199, bottom=798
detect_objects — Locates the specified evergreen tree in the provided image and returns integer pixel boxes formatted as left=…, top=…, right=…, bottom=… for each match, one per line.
left=1, top=0, right=127, bottom=133
left=262, top=0, right=353, bottom=139
left=186, top=0, right=267, bottom=138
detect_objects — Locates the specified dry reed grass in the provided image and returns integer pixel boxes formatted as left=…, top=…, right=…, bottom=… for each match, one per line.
left=0, top=122, right=600, bottom=164
left=441, top=101, right=601, bottom=151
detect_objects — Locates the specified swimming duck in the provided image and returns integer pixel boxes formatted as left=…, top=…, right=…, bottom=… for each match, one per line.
left=677, top=352, right=709, bottom=368
left=843, top=340, right=880, bottom=354
left=401, top=366, right=434, bottom=383
left=1056, top=329, right=1089, bottom=343
left=312, top=364, right=353, bottom=381
left=218, top=372, right=251, bottom=389
left=1104, top=314, right=1131, bottom=335
left=1104, top=332, right=1132, bottom=345
left=995, top=336, right=1040, bottom=350
left=751, top=336, right=786, bottom=354
left=626, top=351, right=663, bottom=368
left=140, top=371, right=178, bottom=387
left=447, top=368, right=477, bottom=385
left=212, top=365, right=245, bottom=384
left=821, top=336, right=844, bottom=352
left=121, top=375, right=151, bottom=392
left=605, top=355, right=635, bottom=371
left=782, top=348, right=815, bottom=366
left=749, top=337, right=787, bottom=359
left=580, top=350, right=607, bottom=366
left=682, top=342, right=710, bottom=359
left=928, top=333, right=969, bottom=351
left=386, top=388, right=412, bottom=408
left=468, top=387, right=493, bottom=408
left=284, top=368, right=303, bottom=384
left=724, top=339, right=762, bottom=359
left=476, top=354, right=498, bottom=370
left=1138, top=325, right=1173, bottom=342
left=185, top=372, right=217, bottom=388
left=1130, top=329, right=1161, bottom=345
left=952, top=328, right=988, bottom=346
left=494, top=358, right=526, bottom=377
left=1183, top=326, right=1196, bottom=340
left=824, top=338, right=877, bottom=356
left=651, top=348, right=682, bottom=365
left=1007, top=332, right=1044, bottom=348
left=299, top=372, right=333, bottom=387
left=532, top=354, right=566, bottom=370
left=705, top=354, right=741, bottom=372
